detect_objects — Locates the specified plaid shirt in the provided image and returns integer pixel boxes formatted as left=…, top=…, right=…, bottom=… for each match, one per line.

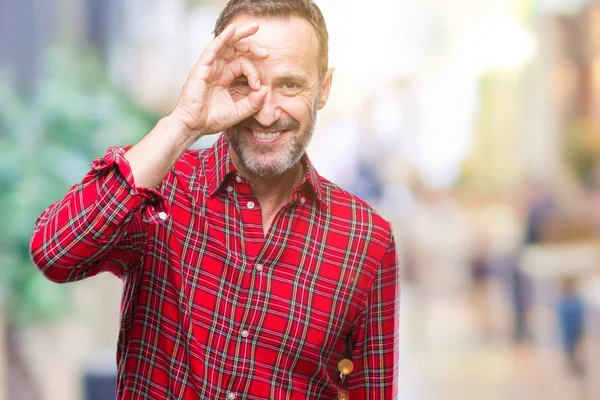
left=30, top=135, right=399, bottom=399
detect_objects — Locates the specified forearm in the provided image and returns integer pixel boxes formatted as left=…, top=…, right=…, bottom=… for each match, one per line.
left=124, top=114, right=200, bottom=189
left=348, top=230, right=400, bottom=398
left=30, top=147, right=164, bottom=283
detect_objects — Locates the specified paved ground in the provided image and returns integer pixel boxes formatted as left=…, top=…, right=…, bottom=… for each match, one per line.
left=397, top=283, right=589, bottom=400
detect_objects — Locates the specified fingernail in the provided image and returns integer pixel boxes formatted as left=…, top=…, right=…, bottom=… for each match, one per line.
left=256, top=79, right=261, bottom=88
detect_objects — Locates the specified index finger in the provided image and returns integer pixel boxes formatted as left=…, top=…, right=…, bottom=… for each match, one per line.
left=232, top=39, right=269, bottom=59
left=206, top=24, right=236, bottom=54
left=205, top=23, right=259, bottom=56
left=227, top=23, right=260, bottom=45
left=197, top=24, right=236, bottom=66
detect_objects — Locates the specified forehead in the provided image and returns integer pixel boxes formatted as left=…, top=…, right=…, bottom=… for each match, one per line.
left=229, top=14, right=320, bottom=77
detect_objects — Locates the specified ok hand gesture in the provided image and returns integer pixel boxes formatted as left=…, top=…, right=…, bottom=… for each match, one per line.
left=172, top=23, right=268, bottom=138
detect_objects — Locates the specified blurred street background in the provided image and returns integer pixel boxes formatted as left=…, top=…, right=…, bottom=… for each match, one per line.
left=2, top=0, right=600, bottom=399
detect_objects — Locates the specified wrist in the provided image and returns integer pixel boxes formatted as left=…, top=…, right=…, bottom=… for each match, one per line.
left=162, top=114, right=204, bottom=147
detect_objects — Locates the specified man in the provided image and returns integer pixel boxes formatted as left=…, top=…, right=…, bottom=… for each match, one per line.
left=30, top=0, right=399, bottom=398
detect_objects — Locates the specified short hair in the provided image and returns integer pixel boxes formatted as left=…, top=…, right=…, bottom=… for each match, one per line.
left=214, top=0, right=329, bottom=79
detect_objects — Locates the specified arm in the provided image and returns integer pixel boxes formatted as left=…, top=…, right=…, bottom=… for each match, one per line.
left=347, top=230, right=400, bottom=399
left=29, top=146, right=166, bottom=283
left=30, top=22, right=269, bottom=283
left=124, top=23, right=268, bottom=189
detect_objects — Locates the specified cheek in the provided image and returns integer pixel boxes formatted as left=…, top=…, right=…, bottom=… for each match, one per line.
left=278, top=96, right=315, bottom=125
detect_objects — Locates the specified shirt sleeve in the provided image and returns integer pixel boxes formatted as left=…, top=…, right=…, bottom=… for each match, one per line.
left=347, top=229, right=400, bottom=399
left=29, top=146, right=169, bottom=283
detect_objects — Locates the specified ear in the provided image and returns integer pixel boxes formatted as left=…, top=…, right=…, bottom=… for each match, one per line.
left=317, top=68, right=334, bottom=110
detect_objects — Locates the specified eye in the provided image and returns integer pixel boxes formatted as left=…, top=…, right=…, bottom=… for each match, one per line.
left=233, top=79, right=250, bottom=88
left=229, top=79, right=251, bottom=95
left=283, top=82, right=298, bottom=91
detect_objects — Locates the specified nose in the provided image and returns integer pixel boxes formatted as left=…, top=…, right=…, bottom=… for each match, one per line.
left=253, top=90, right=281, bottom=127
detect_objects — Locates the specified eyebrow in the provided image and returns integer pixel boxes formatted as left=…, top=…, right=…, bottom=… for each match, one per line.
left=273, top=72, right=310, bottom=85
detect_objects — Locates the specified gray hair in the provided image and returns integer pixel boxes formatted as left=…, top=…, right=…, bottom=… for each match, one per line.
left=214, top=0, right=329, bottom=79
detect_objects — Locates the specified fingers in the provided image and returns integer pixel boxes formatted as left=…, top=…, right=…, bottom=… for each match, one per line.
left=229, top=23, right=260, bottom=43
left=200, top=23, right=268, bottom=65
left=233, top=40, right=268, bottom=59
left=205, top=23, right=258, bottom=58
left=199, top=24, right=236, bottom=65
left=235, top=85, right=268, bottom=120
left=219, top=46, right=237, bottom=62
left=219, top=39, right=268, bottom=62
left=228, top=56, right=262, bottom=90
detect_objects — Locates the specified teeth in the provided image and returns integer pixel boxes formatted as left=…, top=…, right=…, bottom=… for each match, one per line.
left=253, top=131, right=281, bottom=140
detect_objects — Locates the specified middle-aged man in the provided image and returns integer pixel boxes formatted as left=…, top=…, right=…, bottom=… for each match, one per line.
left=30, top=0, right=400, bottom=398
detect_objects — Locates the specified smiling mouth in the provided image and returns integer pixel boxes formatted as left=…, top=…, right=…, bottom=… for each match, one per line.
left=246, top=129, right=288, bottom=143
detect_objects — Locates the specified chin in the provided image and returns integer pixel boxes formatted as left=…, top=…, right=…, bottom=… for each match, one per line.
left=226, top=127, right=308, bottom=178
left=241, top=154, right=294, bottom=178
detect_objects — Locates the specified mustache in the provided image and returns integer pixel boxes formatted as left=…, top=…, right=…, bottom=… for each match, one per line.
left=236, top=117, right=300, bottom=131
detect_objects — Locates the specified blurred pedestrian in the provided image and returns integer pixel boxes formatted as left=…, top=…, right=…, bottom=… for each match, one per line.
left=557, top=276, right=585, bottom=377
left=513, top=182, right=555, bottom=342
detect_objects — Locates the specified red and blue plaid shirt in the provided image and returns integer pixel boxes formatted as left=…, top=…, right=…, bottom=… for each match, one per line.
left=30, top=135, right=399, bottom=399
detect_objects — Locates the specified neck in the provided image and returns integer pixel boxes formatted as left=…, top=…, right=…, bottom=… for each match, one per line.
left=231, top=154, right=305, bottom=208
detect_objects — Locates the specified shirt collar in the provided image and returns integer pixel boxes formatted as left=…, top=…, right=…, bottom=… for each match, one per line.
left=203, top=135, right=236, bottom=197
left=202, top=134, right=327, bottom=209
left=301, top=153, right=327, bottom=209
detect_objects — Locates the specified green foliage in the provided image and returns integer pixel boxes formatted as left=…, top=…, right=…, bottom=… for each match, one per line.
left=0, top=47, right=158, bottom=323
left=565, top=120, right=600, bottom=188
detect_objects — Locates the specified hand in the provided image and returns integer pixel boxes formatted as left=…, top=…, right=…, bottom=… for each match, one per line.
left=171, top=23, right=268, bottom=138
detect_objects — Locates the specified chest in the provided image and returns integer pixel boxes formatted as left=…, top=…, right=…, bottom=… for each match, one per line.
left=144, top=190, right=377, bottom=352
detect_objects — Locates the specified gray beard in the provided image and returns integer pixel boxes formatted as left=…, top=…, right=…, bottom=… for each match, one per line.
left=225, top=109, right=317, bottom=179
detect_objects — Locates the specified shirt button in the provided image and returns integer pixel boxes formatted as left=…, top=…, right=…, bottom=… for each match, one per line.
left=300, top=197, right=306, bottom=204
left=256, top=264, right=264, bottom=272
left=235, top=176, right=242, bottom=183
left=130, top=189, right=136, bottom=196
left=247, top=201, right=255, bottom=209
left=226, top=185, right=234, bottom=193
left=227, top=392, right=236, bottom=400
left=241, top=329, right=249, bottom=338
left=158, top=212, right=168, bottom=220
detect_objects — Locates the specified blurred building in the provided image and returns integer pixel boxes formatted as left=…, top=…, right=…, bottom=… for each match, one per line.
left=0, top=0, right=124, bottom=93
left=4, top=0, right=600, bottom=399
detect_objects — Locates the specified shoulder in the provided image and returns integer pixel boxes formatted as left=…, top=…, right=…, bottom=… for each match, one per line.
left=164, top=147, right=215, bottom=186
left=318, top=175, right=393, bottom=245
left=172, top=148, right=206, bottom=175
left=156, top=147, right=212, bottom=195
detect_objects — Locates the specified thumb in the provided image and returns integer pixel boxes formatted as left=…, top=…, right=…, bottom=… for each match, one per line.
left=235, top=86, right=267, bottom=121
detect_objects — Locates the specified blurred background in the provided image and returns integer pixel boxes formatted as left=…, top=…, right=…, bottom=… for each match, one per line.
left=2, top=0, right=600, bottom=399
